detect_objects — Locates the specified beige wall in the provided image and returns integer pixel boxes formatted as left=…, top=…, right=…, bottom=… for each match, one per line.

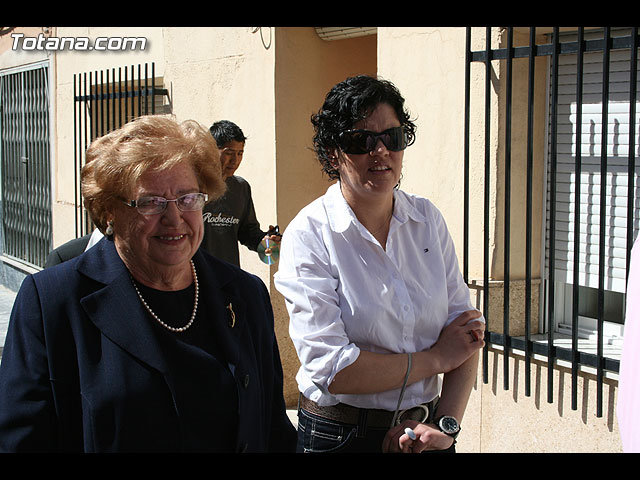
left=0, top=27, right=51, bottom=66
left=460, top=349, right=621, bottom=452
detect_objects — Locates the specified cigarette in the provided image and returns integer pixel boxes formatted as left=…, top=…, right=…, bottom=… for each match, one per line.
left=404, top=427, right=417, bottom=440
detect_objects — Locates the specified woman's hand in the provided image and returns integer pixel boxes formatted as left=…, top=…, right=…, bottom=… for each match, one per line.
left=382, top=420, right=454, bottom=453
left=430, top=310, right=485, bottom=374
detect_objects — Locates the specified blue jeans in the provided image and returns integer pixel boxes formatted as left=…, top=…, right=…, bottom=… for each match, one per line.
left=296, top=407, right=456, bottom=453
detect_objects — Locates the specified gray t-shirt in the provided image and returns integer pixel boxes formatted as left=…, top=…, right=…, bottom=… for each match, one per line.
left=200, top=175, right=265, bottom=266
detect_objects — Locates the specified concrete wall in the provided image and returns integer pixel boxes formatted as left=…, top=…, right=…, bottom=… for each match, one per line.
left=460, top=349, right=621, bottom=452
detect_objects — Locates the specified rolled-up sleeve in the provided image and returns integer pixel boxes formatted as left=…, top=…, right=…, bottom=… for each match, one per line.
left=275, top=220, right=359, bottom=403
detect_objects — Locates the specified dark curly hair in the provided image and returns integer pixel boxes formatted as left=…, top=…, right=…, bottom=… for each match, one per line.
left=311, top=75, right=417, bottom=180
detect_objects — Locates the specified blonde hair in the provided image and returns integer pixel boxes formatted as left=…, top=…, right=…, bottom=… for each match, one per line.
left=81, top=115, right=225, bottom=233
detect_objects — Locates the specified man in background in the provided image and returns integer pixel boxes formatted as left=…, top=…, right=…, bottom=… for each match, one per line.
left=202, top=120, right=279, bottom=267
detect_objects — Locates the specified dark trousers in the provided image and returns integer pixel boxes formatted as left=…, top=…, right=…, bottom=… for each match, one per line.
left=296, top=407, right=456, bottom=453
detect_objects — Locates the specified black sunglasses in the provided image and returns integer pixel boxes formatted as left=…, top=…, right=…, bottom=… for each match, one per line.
left=337, top=126, right=408, bottom=155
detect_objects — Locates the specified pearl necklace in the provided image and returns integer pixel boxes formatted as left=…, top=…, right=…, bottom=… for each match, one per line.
left=131, top=260, right=198, bottom=333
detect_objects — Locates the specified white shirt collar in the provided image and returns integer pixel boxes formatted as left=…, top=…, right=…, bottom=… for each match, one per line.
left=323, top=182, right=429, bottom=235
left=322, top=183, right=354, bottom=233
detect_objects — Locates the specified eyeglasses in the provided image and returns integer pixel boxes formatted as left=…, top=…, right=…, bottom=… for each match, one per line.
left=337, top=126, right=408, bottom=155
left=124, top=192, right=208, bottom=215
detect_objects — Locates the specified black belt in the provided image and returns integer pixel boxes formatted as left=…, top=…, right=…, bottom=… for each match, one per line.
left=299, top=394, right=438, bottom=430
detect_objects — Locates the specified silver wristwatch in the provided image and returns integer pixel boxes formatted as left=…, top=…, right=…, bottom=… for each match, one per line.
left=436, top=415, right=460, bottom=439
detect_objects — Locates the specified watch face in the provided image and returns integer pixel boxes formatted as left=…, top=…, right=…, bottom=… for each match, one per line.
left=439, top=416, right=459, bottom=434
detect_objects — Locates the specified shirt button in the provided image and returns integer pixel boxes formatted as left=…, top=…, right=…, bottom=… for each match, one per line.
left=243, top=374, right=250, bottom=388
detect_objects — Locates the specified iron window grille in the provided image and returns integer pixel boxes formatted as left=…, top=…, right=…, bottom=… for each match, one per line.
left=0, top=62, right=52, bottom=268
left=464, top=27, right=638, bottom=418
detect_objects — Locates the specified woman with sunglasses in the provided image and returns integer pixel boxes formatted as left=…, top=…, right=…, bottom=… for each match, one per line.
left=275, top=75, right=485, bottom=453
left=0, top=116, right=296, bottom=452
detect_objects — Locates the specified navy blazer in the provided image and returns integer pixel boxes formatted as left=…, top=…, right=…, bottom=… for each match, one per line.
left=0, top=238, right=295, bottom=452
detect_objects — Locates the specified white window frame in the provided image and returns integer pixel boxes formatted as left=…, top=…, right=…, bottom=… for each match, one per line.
left=543, top=28, right=639, bottom=349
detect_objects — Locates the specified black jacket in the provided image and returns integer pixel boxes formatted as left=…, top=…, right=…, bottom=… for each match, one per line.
left=44, top=233, right=92, bottom=267
left=0, top=237, right=295, bottom=452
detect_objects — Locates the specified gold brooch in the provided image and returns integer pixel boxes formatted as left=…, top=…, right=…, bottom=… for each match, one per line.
left=226, top=303, right=236, bottom=328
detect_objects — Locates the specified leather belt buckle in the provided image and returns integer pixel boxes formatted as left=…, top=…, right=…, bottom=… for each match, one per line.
left=396, top=404, right=429, bottom=425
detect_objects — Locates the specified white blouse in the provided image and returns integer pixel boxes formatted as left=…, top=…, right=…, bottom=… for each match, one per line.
left=274, top=183, right=479, bottom=410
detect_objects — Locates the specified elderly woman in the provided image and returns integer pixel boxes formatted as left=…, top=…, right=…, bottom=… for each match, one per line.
left=0, top=115, right=296, bottom=452
left=274, top=75, right=485, bottom=453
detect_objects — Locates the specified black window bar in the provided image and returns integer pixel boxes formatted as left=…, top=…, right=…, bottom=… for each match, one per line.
left=72, top=62, right=170, bottom=237
left=464, top=27, right=638, bottom=418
